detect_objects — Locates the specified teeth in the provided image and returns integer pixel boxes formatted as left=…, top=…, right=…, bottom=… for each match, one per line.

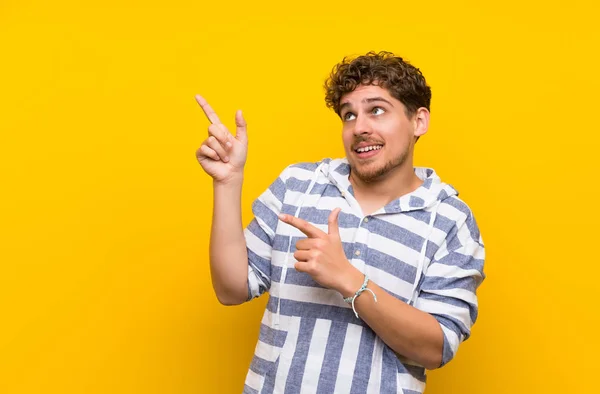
left=356, top=145, right=382, bottom=153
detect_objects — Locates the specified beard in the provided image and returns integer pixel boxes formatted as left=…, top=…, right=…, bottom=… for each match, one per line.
left=349, top=147, right=410, bottom=184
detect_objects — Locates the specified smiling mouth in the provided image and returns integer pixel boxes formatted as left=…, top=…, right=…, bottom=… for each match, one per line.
left=354, top=144, right=383, bottom=159
left=355, top=144, right=383, bottom=153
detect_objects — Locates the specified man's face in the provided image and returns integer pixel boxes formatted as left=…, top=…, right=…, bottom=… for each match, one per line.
left=339, top=84, right=424, bottom=183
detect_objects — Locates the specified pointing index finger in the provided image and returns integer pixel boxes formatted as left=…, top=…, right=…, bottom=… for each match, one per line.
left=279, top=214, right=325, bottom=238
left=195, top=95, right=222, bottom=124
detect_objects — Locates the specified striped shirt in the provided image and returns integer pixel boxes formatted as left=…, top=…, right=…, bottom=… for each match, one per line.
left=242, top=158, right=485, bottom=394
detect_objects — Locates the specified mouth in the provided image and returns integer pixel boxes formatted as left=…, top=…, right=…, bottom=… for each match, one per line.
left=354, top=144, right=383, bottom=160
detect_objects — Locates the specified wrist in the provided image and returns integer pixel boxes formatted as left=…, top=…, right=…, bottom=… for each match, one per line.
left=213, top=173, right=244, bottom=188
left=338, top=268, right=366, bottom=299
left=342, top=273, right=378, bottom=319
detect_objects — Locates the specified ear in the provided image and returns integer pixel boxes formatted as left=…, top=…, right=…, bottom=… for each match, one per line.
left=413, top=107, right=430, bottom=139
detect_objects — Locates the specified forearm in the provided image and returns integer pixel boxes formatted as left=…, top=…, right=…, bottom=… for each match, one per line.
left=210, top=175, right=249, bottom=305
left=342, top=274, right=444, bottom=369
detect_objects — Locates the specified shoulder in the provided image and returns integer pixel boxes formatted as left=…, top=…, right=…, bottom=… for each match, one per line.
left=279, top=158, right=333, bottom=182
left=438, top=195, right=483, bottom=246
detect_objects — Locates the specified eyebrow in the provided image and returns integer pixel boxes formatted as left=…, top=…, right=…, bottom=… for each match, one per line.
left=339, top=97, right=394, bottom=112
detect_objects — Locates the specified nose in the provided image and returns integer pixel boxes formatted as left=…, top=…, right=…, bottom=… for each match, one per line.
left=352, top=113, right=373, bottom=136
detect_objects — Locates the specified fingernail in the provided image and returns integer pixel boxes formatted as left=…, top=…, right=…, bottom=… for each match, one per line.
left=226, top=141, right=232, bottom=148
left=278, top=214, right=286, bottom=220
left=224, top=156, right=229, bottom=162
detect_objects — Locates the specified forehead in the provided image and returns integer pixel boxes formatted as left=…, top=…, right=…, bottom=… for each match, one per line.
left=340, top=84, right=396, bottom=104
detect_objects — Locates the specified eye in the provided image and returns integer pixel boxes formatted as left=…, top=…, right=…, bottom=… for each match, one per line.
left=343, top=112, right=356, bottom=121
left=372, top=107, right=385, bottom=115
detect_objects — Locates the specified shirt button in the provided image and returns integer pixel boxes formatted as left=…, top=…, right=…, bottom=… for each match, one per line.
left=363, top=217, right=369, bottom=223
left=355, top=250, right=361, bottom=256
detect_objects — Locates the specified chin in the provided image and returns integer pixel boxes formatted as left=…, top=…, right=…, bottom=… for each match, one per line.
left=351, top=154, right=407, bottom=183
left=350, top=162, right=388, bottom=183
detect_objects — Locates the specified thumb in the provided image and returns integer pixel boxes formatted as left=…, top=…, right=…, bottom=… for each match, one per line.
left=328, top=208, right=341, bottom=237
left=235, top=109, right=248, bottom=144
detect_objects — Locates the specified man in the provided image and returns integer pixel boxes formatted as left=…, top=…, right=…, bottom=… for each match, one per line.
left=195, top=51, right=485, bottom=394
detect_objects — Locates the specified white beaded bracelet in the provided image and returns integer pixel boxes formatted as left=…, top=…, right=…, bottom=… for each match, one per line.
left=343, top=274, right=378, bottom=318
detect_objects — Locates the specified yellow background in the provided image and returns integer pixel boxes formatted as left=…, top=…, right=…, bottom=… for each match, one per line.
left=1, top=1, right=598, bottom=393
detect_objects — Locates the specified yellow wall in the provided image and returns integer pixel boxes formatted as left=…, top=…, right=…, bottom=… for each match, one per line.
left=1, top=1, right=598, bottom=392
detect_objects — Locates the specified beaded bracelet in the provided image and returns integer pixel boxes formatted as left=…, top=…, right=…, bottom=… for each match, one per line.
left=343, top=274, right=378, bottom=319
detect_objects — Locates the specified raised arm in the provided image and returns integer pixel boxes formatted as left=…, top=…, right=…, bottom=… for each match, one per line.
left=195, top=95, right=249, bottom=305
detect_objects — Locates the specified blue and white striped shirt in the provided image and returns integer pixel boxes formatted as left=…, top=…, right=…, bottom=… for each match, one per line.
left=242, top=158, right=485, bottom=394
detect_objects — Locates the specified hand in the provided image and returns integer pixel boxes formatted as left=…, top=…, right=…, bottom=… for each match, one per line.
left=194, top=95, right=248, bottom=184
left=279, top=208, right=363, bottom=297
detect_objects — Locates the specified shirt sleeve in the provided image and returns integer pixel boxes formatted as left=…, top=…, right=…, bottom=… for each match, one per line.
left=413, top=212, right=486, bottom=367
left=244, top=166, right=290, bottom=301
